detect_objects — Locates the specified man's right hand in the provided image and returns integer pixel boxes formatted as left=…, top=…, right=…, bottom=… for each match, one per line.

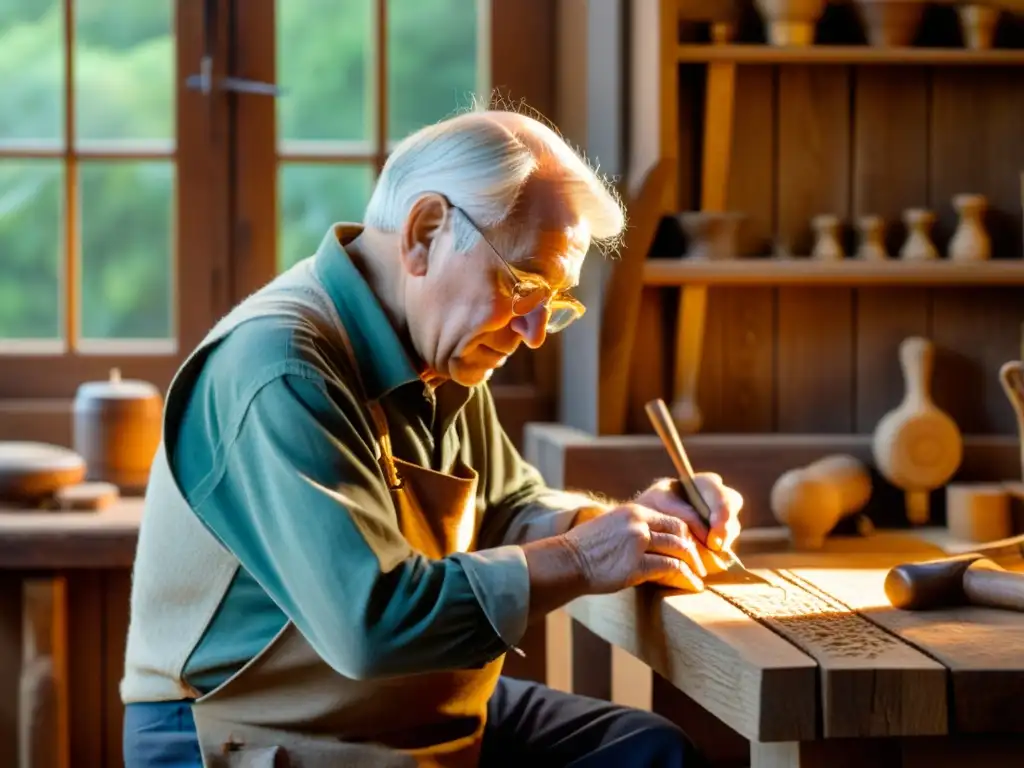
left=561, top=504, right=711, bottom=594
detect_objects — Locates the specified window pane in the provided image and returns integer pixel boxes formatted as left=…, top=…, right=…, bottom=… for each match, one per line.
left=279, top=163, right=374, bottom=271
left=0, top=160, right=62, bottom=340
left=79, top=161, right=174, bottom=341
left=75, top=0, right=174, bottom=144
left=387, top=0, right=479, bottom=141
left=277, top=0, right=371, bottom=143
left=0, top=0, right=64, bottom=144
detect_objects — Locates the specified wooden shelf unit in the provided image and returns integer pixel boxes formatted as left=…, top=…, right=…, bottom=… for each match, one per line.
left=676, top=44, right=1024, bottom=66
left=604, top=0, right=1024, bottom=440
left=643, top=258, right=1024, bottom=286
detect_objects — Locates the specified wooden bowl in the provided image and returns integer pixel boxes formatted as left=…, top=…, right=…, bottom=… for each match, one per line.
left=0, top=442, right=86, bottom=503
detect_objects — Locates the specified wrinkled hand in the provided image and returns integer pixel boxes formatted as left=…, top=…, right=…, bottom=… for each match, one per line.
left=634, top=473, right=743, bottom=574
left=562, top=504, right=708, bottom=595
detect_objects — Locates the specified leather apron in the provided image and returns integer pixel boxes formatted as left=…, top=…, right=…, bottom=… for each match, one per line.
left=166, top=265, right=504, bottom=767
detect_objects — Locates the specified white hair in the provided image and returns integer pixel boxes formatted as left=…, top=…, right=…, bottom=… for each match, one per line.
left=363, top=107, right=626, bottom=256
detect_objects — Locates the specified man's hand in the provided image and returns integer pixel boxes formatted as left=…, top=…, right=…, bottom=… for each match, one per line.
left=561, top=504, right=708, bottom=594
left=634, top=473, right=743, bottom=564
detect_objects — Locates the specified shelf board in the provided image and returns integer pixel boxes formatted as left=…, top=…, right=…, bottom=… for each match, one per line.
left=676, top=44, right=1024, bottom=66
left=642, top=258, right=1024, bottom=286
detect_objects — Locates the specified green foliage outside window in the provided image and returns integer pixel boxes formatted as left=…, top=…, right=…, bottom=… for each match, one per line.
left=0, top=0, right=479, bottom=341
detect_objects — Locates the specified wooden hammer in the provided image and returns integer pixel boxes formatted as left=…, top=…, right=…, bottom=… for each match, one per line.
left=885, top=553, right=1024, bottom=612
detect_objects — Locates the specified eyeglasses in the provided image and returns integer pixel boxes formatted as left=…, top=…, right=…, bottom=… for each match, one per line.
left=450, top=206, right=586, bottom=334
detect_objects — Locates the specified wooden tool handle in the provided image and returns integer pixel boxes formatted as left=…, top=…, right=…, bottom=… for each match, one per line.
left=899, top=336, right=934, bottom=404
left=963, top=561, right=1024, bottom=613
left=644, top=398, right=714, bottom=524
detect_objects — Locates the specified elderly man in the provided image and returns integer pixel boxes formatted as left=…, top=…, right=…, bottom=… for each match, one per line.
left=121, top=109, right=743, bottom=767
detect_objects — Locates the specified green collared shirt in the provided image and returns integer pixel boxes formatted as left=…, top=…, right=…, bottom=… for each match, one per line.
left=173, top=226, right=582, bottom=692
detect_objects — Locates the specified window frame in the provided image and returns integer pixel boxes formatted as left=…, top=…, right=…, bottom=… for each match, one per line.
left=0, top=0, right=229, bottom=403
left=229, top=0, right=560, bottom=399
left=0, top=0, right=557, bottom=441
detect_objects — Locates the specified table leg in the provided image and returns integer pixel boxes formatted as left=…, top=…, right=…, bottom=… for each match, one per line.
left=0, top=574, right=24, bottom=768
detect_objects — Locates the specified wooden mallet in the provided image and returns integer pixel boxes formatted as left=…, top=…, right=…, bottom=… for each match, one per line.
left=885, top=553, right=1024, bottom=612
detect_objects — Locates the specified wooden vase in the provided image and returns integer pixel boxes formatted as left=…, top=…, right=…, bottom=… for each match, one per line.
left=680, top=0, right=742, bottom=44
left=754, top=0, right=826, bottom=46
left=677, top=212, right=743, bottom=260
left=855, top=215, right=888, bottom=261
left=958, top=5, right=1001, bottom=50
left=811, top=215, right=845, bottom=261
left=899, top=209, right=939, bottom=261
left=854, top=0, right=925, bottom=47
left=949, top=194, right=990, bottom=262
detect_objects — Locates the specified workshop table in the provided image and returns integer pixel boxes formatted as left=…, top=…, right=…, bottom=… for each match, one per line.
left=3, top=502, right=1024, bottom=768
left=0, top=500, right=142, bottom=768
left=567, top=544, right=1024, bottom=768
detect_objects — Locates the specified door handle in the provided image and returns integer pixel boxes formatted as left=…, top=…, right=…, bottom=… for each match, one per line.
left=184, top=0, right=285, bottom=98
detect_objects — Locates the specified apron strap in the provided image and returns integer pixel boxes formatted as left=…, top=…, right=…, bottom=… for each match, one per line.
left=326, top=294, right=404, bottom=491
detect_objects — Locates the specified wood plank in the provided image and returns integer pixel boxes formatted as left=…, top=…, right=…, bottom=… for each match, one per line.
left=776, top=65, right=854, bottom=433
left=929, top=67, right=1024, bottom=434
left=712, top=570, right=947, bottom=738
left=676, top=45, right=1024, bottom=66
left=565, top=586, right=818, bottom=742
left=642, top=258, right=1024, bottom=285
left=698, top=64, right=776, bottom=433
left=61, top=571, right=104, bottom=767
left=699, top=287, right=776, bottom=433
left=524, top=424, right=1023, bottom=530
left=0, top=575, right=22, bottom=768
left=626, top=286, right=673, bottom=434
left=0, top=501, right=143, bottom=569
left=787, top=566, right=1024, bottom=734
left=851, top=66, right=931, bottom=432
left=103, top=571, right=131, bottom=768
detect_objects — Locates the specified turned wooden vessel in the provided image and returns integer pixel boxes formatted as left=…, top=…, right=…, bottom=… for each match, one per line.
left=72, top=368, right=164, bottom=494
left=754, top=0, right=826, bottom=46
left=811, top=215, right=845, bottom=261
left=677, top=211, right=743, bottom=260
left=949, top=194, right=990, bottom=262
left=899, top=209, right=939, bottom=261
left=959, top=5, right=1001, bottom=50
left=855, top=215, right=888, bottom=260
left=853, top=0, right=925, bottom=47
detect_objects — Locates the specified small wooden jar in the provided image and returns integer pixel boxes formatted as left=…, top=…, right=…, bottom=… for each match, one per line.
left=72, top=368, right=164, bottom=495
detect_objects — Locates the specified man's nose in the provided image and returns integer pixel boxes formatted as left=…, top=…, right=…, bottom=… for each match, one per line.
left=510, top=308, right=548, bottom=349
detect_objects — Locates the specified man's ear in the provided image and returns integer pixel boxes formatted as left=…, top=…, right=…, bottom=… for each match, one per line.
left=399, top=193, right=449, bottom=277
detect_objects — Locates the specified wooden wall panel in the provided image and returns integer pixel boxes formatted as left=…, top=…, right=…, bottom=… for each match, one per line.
left=635, top=64, right=1024, bottom=441
left=775, top=66, right=855, bottom=433
left=851, top=67, right=931, bottom=431
left=929, top=68, right=1024, bottom=435
left=699, top=66, right=776, bottom=434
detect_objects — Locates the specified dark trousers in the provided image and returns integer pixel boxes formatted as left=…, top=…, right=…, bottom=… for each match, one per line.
left=124, top=676, right=707, bottom=767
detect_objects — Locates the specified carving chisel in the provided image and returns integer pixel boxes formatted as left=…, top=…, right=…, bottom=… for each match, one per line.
left=645, top=398, right=772, bottom=588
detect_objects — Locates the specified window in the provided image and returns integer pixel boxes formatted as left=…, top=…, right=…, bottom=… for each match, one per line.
left=0, top=0, right=555, bottom=431
left=0, top=0, right=217, bottom=401
left=239, top=0, right=487, bottom=276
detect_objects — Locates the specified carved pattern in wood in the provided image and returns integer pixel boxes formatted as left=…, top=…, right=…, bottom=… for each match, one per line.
left=711, top=570, right=905, bottom=661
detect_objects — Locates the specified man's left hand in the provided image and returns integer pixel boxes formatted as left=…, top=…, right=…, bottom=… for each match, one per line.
left=634, top=474, right=743, bottom=570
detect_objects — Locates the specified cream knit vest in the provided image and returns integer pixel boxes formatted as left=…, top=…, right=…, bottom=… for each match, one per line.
left=120, top=259, right=354, bottom=703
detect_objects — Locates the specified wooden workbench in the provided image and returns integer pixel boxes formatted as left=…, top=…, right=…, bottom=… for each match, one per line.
left=3, top=502, right=1024, bottom=767
left=569, top=545, right=1024, bottom=767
